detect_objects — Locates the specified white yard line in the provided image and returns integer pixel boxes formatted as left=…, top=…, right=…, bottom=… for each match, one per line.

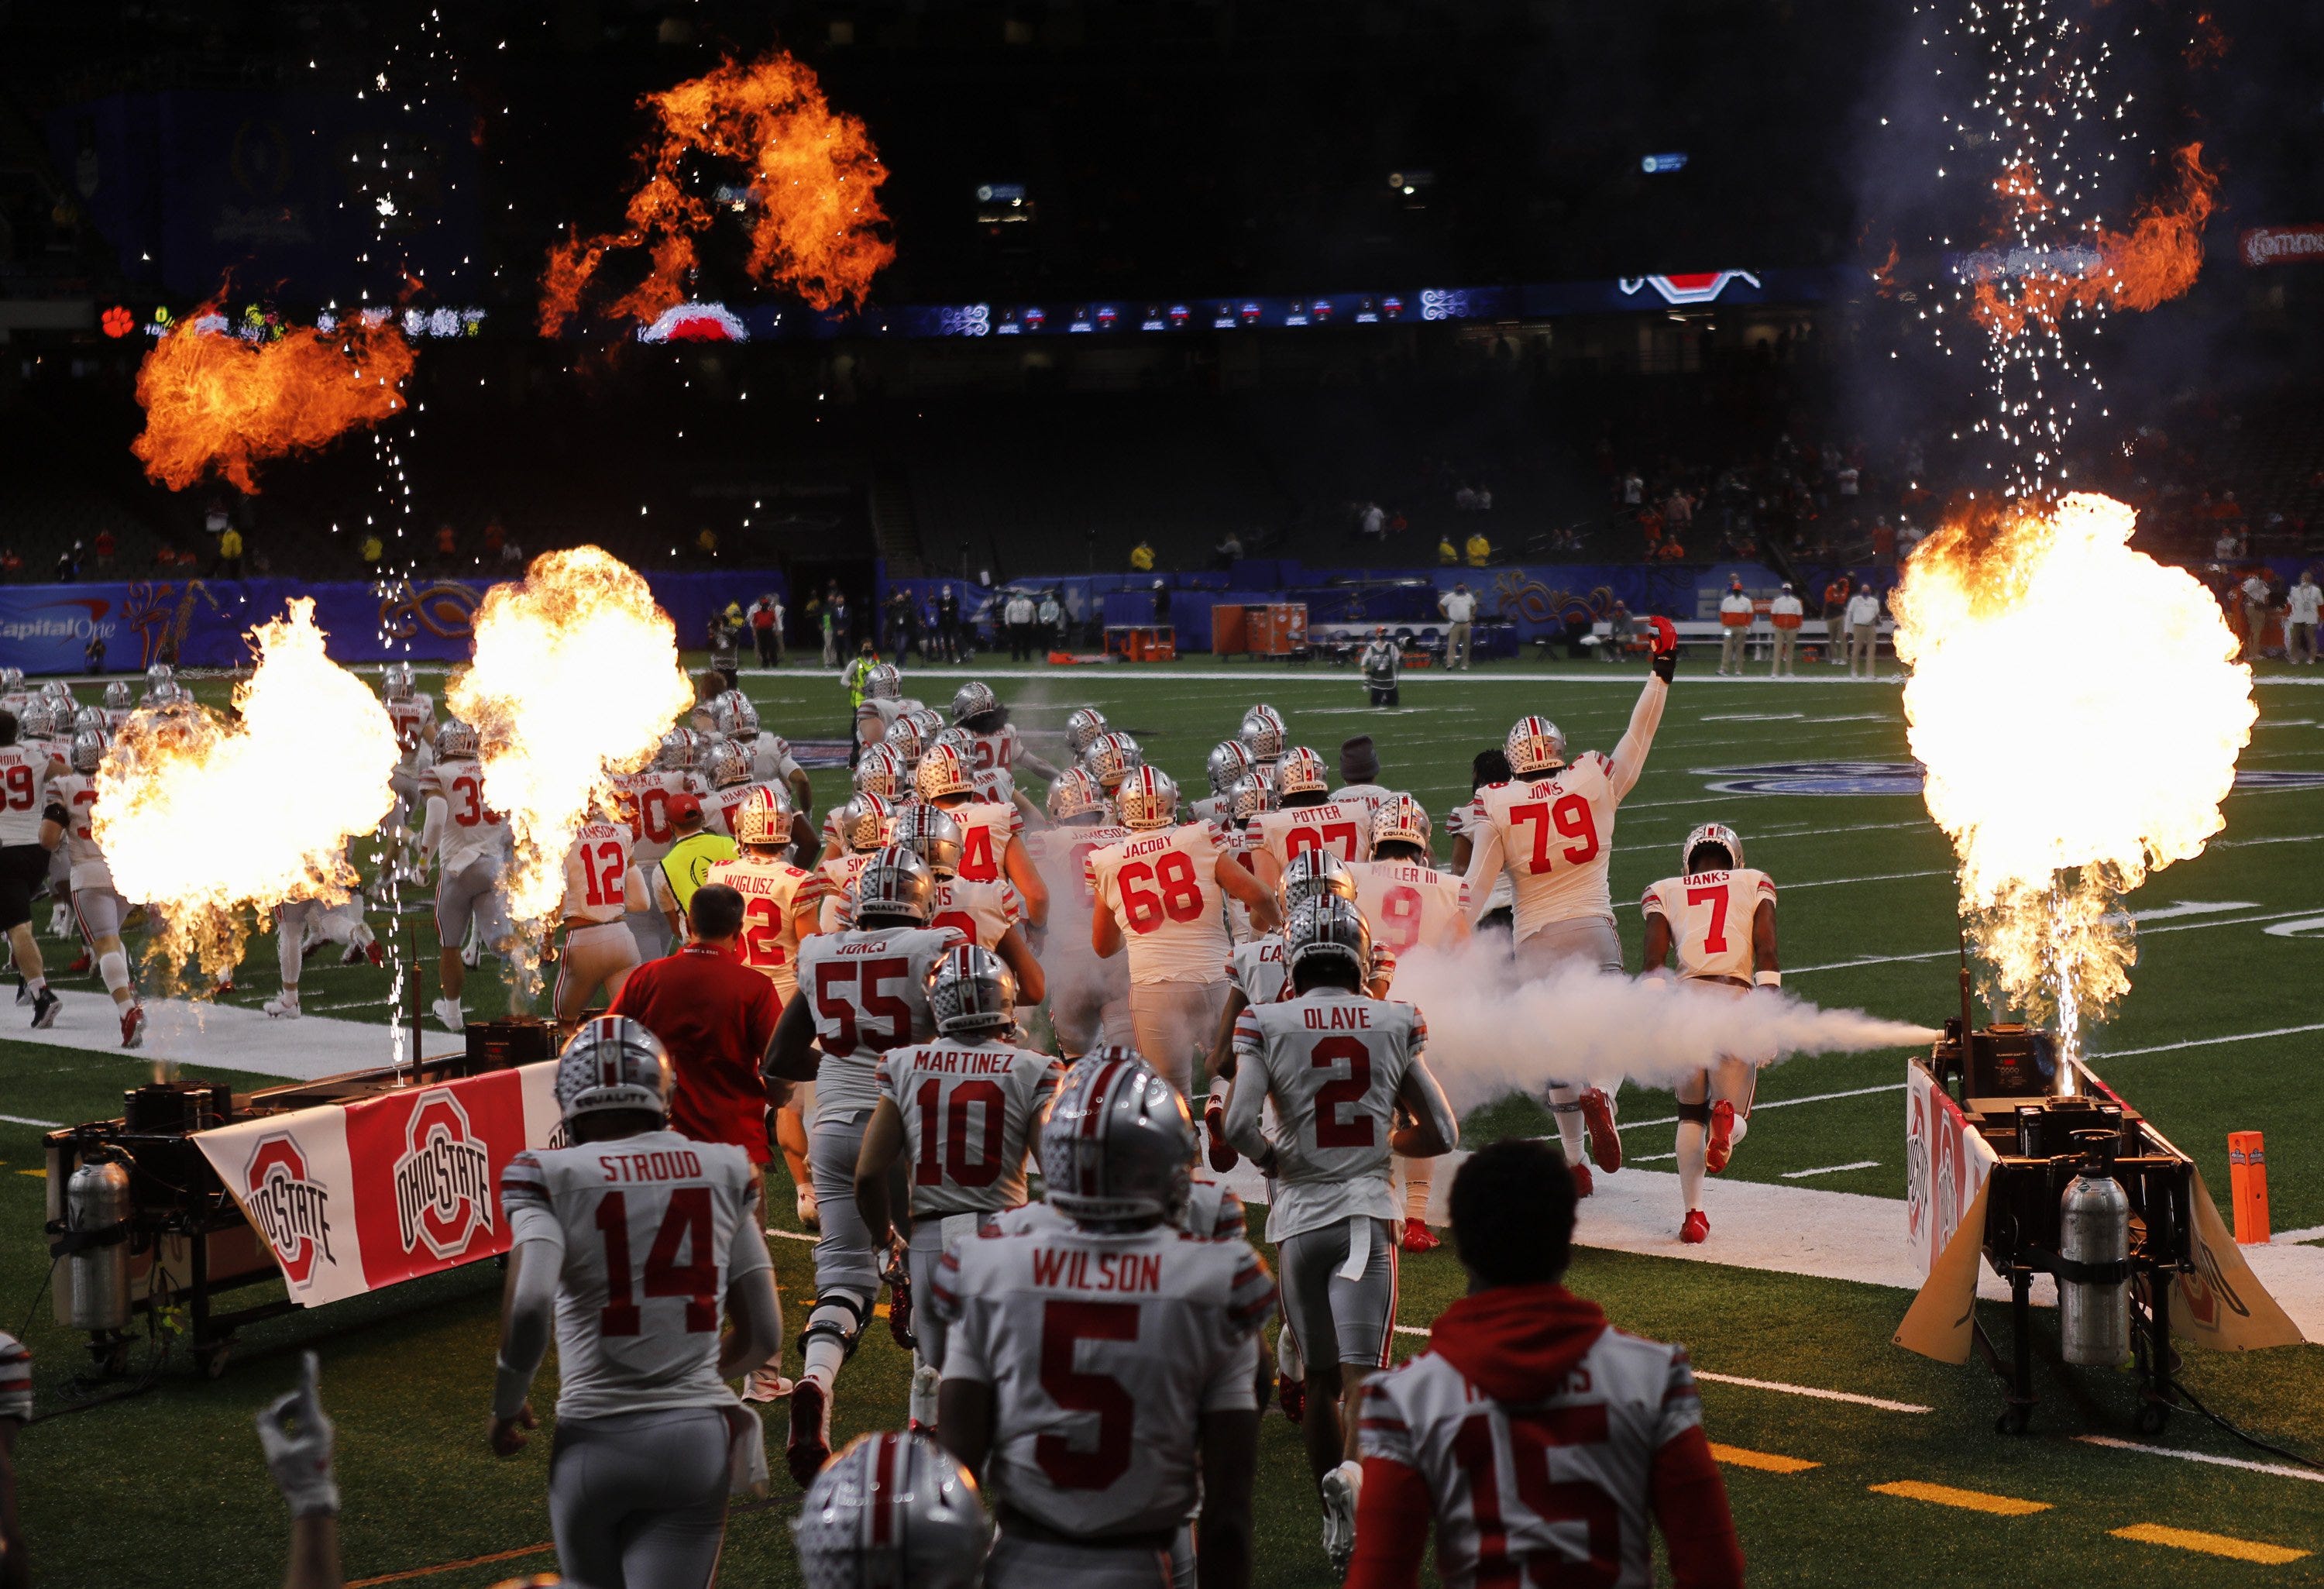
left=2091, top=1023, right=2324, bottom=1061
left=1621, top=1083, right=1906, bottom=1135
left=0, top=1114, right=62, bottom=1129
left=1782, top=1161, right=1882, bottom=1180
left=2274, top=1225, right=2324, bottom=1246
left=2074, top=1436, right=2324, bottom=1485
left=1690, top=1371, right=1933, bottom=1414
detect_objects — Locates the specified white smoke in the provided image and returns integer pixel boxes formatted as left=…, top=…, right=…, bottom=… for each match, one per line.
left=1391, top=941, right=1939, bottom=1113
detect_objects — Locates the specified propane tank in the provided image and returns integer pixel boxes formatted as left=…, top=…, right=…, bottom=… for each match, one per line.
left=2058, top=1130, right=2130, bottom=1367
left=64, top=1157, right=132, bottom=1332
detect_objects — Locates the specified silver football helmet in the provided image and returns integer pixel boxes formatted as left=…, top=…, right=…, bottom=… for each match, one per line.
left=41, top=679, right=76, bottom=707
left=792, top=1429, right=991, bottom=1589
left=879, top=714, right=930, bottom=769
left=71, top=727, right=108, bottom=776
left=1237, top=704, right=1286, bottom=762
left=1081, top=731, right=1143, bottom=793
left=950, top=680, right=1000, bottom=727
left=1274, top=745, right=1328, bottom=796
left=836, top=792, right=894, bottom=854
left=853, top=745, right=904, bottom=800
left=913, top=742, right=976, bottom=803
left=0, top=667, right=20, bottom=690
left=71, top=705, right=104, bottom=737
left=1285, top=895, right=1372, bottom=981
left=436, top=720, right=480, bottom=762
left=658, top=726, right=704, bottom=772
left=383, top=661, right=416, bottom=702
left=1683, top=822, right=1744, bottom=872
left=1205, top=739, right=1256, bottom=799
left=891, top=802, right=963, bottom=879
left=104, top=680, right=133, bottom=711
left=1278, top=848, right=1357, bottom=910
left=1064, top=707, right=1109, bottom=758
left=706, top=738, right=754, bottom=790
left=1040, top=1051, right=1197, bottom=1229
left=731, top=785, right=792, bottom=848
left=1370, top=793, right=1432, bottom=855
left=144, top=681, right=184, bottom=708
left=1113, top=765, right=1178, bottom=831
left=928, top=944, right=1017, bottom=1037
left=713, top=690, right=761, bottom=741
left=145, top=663, right=174, bottom=687
left=854, top=844, right=937, bottom=924
left=1226, top=771, right=1277, bottom=827
left=865, top=662, right=905, bottom=702
left=1046, top=766, right=1107, bottom=823
left=554, top=1016, right=673, bottom=1124
left=17, top=703, right=56, bottom=741
left=1506, top=715, right=1567, bottom=776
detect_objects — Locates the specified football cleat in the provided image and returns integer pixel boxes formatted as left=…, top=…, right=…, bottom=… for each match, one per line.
left=66, top=951, right=91, bottom=975
left=1400, top=1217, right=1441, bottom=1254
left=29, top=988, right=60, bottom=1030
left=1321, top=1460, right=1361, bottom=1575
left=1681, top=1209, right=1710, bottom=1245
left=263, top=991, right=300, bottom=1019
left=1706, top=1100, right=1738, bottom=1174
left=120, top=1004, right=146, bottom=1050
left=742, top=1365, right=792, bottom=1405
left=431, top=996, right=465, bottom=1033
left=786, top=1377, right=833, bottom=1487
left=1205, top=1100, right=1239, bottom=1173
left=1578, top=1088, right=1622, bottom=1174
left=1570, top=1162, right=1594, bottom=1199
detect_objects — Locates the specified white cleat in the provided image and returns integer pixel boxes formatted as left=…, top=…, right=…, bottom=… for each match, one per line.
left=742, top=1365, right=793, bottom=1404
left=263, top=992, right=301, bottom=1019
left=1321, top=1458, right=1362, bottom=1575
left=432, top=996, right=465, bottom=1033
left=48, top=904, right=70, bottom=937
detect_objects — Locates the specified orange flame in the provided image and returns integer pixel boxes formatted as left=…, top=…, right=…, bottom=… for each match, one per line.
left=1870, top=239, right=1902, bottom=298
left=1970, top=144, right=2218, bottom=339
left=2185, top=12, right=2229, bottom=68
left=540, top=50, right=895, bottom=335
left=132, top=311, right=416, bottom=493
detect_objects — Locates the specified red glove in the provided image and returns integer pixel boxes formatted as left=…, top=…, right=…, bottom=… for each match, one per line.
left=1647, top=615, right=1679, bottom=681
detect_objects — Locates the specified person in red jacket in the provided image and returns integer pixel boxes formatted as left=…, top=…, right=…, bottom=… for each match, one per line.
left=1346, top=1137, right=1745, bottom=1589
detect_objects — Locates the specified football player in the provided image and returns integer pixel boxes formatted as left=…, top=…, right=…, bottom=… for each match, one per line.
left=1080, top=729, right=1144, bottom=796
left=1086, top=766, right=1280, bottom=1099
left=889, top=804, right=1046, bottom=1006
left=1023, top=769, right=1134, bottom=1058
left=1224, top=896, right=1457, bottom=1574
left=1347, top=1139, right=1744, bottom=1589
left=101, top=680, right=136, bottom=737
left=610, top=730, right=703, bottom=963
left=951, top=679, right=1063, bottom=782
left=0, top=669, right=28, bottom=725
left=853, top=944, right=1062, bottom=1429
left=792, top=1430, right=992, bottom=1589
left=1237, top=703, right=1287, bottom=769
left=821, top=745, right=905, bottom=862
left=932, top=1054, right=1276, bottom=1589
left=1246, top=746, right=1375, bottom=889
left=719, top=693, right=815, bottom=813
left=766, top=848, right=965, bottom=1486
left=1446, top=748, right=1516, bottom=939
left=0, top=707, right=67, bottom=1030
left=491, top=1019, right=784, bottom=1589
left=912, top=741, right=1049, bottom=929
left=51, top=728, right=145, bottom=1045
left=1215, top=769, right=1277, bottom=948
left=1459, top=619, right=1678, bottom=1191
left=380, top=661, right=436, bottom=753
left=854, top=662, right=923, bottom=750
left=550, top=802, right=647, bottom=1023
left=263, top=841, right=380, bottom=1023
left=809, top=791, right=893, bottom=935
left=1189, top=739, right=1257, bottom=827
left=1642, top=823, right=1778, bottom=1244
left=418, top=720, right=514, bottom=1032
left=1062, top=705, right=1111, bottom=760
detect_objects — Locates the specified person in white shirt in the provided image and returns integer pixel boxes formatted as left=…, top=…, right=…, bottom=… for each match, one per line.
left=1439, top=583, right=1480, bottom=670
left=2240, top=573, right=2275, bottom=662
left=1716, top=576, right=1755, bottom=676
left=1767, top=582, right=1805, bottom=676
left=1844, top=586, right=1885, bottom=679
left=2287, top=571, right=2321, bottom=666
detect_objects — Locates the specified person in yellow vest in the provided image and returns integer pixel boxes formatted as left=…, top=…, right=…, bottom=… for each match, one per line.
left=1464, top=530, right=1493, bottom=567
left=1129, top=541, right=1155, bottom=573
left=1768, top=582, right=1805, bottom=676
left=653, top=793, right=738, bottom=937
left=1438, top=535, right=1459, bottom=566
left=1717, top=576, right=1755, bottom=676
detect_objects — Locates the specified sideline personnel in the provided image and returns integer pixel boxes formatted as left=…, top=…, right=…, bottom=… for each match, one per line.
left=655, top=793, right=737, bottom=938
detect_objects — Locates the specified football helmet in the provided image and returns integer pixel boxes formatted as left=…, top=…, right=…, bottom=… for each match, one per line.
left=854, top=844, right=936, bottom=924
left=706, top=739, right=754, bottom=790
left=891, top=802, right=963, bottom=879
left=1040, top=1051, right=1196, bottom=1229
left=879, top=714, right=929, bottom=769
left=1227, top=771, right=1277, bottom=827
left=1205, top=739, right=1256, bottom=798
left=71, top=706, right=104, bottom=737
left=930, top=725, right=978, bottom=760
left=1370, top=793, right=1432, bottom=855
left=1683, top=822, right=1744, bottom=873
left=712, top=690, right=761, bottom=741
left=1046, top=766, right=1107, bottom=823
left=836, top=792, right=893, bottom=853
left=1278, top=848, right=1357, bottom=910
left=435, top=720, right=480, bottom=762
left=144, top=681, right=184, bottom=708
left=1274, top=745, right=1328, bottom=796
left=1064, top=707, right=1109, bottom=758
left=732, top=785, right=793, bottom=848
left=41, top=679, right=76, bottom=707
left=17, top=703, right=55, bottom=741
left=1505, top=715, right=1567, bottom=776
left=104, top=680, right=133, bottom=711
left=383, top=662, right=416, bottom=702
left=658, top=726, right=704, bottom=772
left=913, top=742, right=976, bottom=803
left=554, top=1016, right=673, bottom=1124
left=865, top=663, right=905, bottom=702
left=0, top=667, right=20, bottom=690
left=1080, top=731, right=1143, bottom=793
left=950, top=680, right=1000, bottom=727
left=1114, top=765, right=1178, bottom=831
left=852, top=745, right=903, bottom=800
left=928, top=943, right=1017, bottom=1037
left=146, top=663, right=174, bottom=686
left=1237, top=705, right=1286, bottom=762
left=1286, top=895, right=1372, bottom=981
left=70, top=727, right=108, bottom=776
left=792, top=1430, right=991, bottom=1589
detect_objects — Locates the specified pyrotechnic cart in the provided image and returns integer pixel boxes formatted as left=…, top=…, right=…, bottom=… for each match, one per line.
left=1921, top=1021, right=2195, bottom=1436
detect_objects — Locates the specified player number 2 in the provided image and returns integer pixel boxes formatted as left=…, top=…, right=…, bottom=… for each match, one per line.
left=1311, top=1036, right=1375, bottom=1148
left=1511, top=796, right=1599, bottom=875
left=1037, top=1298, right=1139, bottom=1489
left=913, top=1078, right=1006, bottom=1188
left=1452, top=1403, right=1621, bottom=1588
left=1119, top=852, right=1205, bottom=933
left=1684, top=884, right=1731, bottom=954
left=593, top=1188, right=720, bottom=1337
left=741, top=896, right=786, bottom=968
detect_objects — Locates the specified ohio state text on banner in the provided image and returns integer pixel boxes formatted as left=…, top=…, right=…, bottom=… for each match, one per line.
left=195, top=1063, right=562, bottom=1307
left=1902, top=1058, right=1996, bottom=1280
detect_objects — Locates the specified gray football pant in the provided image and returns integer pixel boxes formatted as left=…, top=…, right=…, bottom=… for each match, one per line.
left=1127, top=979, right=1229, bottom=1100
left=548, top=1406, right=729, bottom=1589
left=1278, top=1216, right=1399, bottom=1369
left=810, top=1109, right=881, bottom=1300
left=989, top=1530, right=1174, bottom=1589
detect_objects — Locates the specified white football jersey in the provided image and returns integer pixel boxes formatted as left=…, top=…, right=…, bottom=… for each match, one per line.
left=103, top=706, right=134, bottom=738
left=703, top=779, right=784, bottom=844
left=1642, top=868, right=1776, bottom=984
left=0, top=691, right=30, bottom=727
left=0, top=743, right=57, bottom=847
left=942, top=797, right=1023, bottom=885
left=610, top=768, right=693, bottom=868
left=1446, top=797, right=1515, bottom=914
left=1250, top=799, right=1375, bottom=870
left=387, top=692, right=437, bottom=755
left=1226, top=934, right=1291, bottom=1006
left=813, top=850, right=876, bottom=934
left=0, top=1327, right=29, bottom=1421
left=876, top=1038, right=1061, bottom=1216
left=559, top=820, right=638, bottom=926
left=499, top=1131, right=773, bottom=1422
left=794, top=925, right=965, bottom=1119
left=424, top=756, right=510, bottom=873
left=1332, top=782, right=1397, bottom=823
left=1026, top=821, right=1135, bottom=922
left=1466, top=757, right=1623, bottom=938
left=1353, top=859, right=1470, bottom=957
left=1360, top=1327, right=1708, bottom=1589
left=47, top=771, right=113, bottom=892
left=706, top=851, right=817, bottom=1000
left=1087, top=823, right=1232, bottom=985
left=930, top=874, right=1024, bottom=951
left=1229, top=989, right=1431, bottom=1241
left=749, top=734, right=803, bottom=789
left=963, top=723, right=1023, bottom=775
left=974, top=767, right=1018, bottom=807
left=930, top=1220, right=1275, bottom=1539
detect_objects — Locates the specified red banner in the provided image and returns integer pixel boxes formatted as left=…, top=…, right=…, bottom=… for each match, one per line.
left=2240, top=226, right=2324, bottom=269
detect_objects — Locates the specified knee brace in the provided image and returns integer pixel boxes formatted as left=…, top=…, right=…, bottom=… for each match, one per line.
left=1676, top=1101, right=1714, bottom=1125
left=800, top=1291, right=872, bottom=1360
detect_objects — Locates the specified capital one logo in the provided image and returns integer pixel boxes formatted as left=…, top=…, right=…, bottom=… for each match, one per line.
left=244, top=1134, right=336, bottom=1288
left=392, top=1091, right=496, bottom=1261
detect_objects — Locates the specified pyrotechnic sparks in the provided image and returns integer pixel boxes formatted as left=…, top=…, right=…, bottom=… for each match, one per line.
left=131, top=311, right=416, bottom=493
left=94, top=600, right=401, bottom=985
left=1891, top=494, right=2256, bottom=1060
left=540, top=50, right=894, bottom=335
left=444, top=549, right=693, bottom=975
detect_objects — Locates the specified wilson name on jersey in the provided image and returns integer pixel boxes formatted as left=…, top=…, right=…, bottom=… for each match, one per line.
left=1468, top=755, right=1622, bottom=937
left=794, top=926, right=964, bottom=1118
left=877, top=1040, right=1061, bottom=1216
left=1641, top=868, right=1775, bottom=984
left=1352, top=859, right=1469, bottom=957
left=1086, top=823, right=1230, bottom=984
left=705, top=853, right=815, bottom=996
left=561, top=820, right=637, bottom=925
left=1229, top=990, right=1426, bottom=1240
left=1252, top=800, right=1375, bottom=868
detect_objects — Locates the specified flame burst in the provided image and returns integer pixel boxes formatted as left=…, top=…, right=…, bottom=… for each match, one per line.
left=1969, top=144, right=2218, bottom=339
left=540, top=50, right=894, bottom=335
left=444, top=549, right=693, bottom=966
left=131, top=313, right=416, bottom=492
left=1892, top=494, right=2255, bottom=1056
left=95, top=600, right=400, bottom=983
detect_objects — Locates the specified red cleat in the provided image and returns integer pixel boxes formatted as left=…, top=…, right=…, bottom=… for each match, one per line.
left=1681, top=1209, right=1710, bottom=1245
left=120, top=1005, right=146, bottom=1050
left=1399, top=1217, right=1440, bottom=1254
left=67, top=952, right=91, bottom=975
left=1570, top=1162, right=1594, bottom=1199
left=1578, top=1089, right=1622, bottom=1173
left=786, top=1377, right=831, bottom=1488
left=1706, top=1101, right=1737, bottom=1175
left=1205, top=1103, right=1239, bottom=1172
left=1277, top=1370, right=1305, bottom=1424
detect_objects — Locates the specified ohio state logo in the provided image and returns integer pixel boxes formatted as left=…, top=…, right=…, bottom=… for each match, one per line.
left=392, top=1091, right=496, bottom=1261
left=244, top=1135, right=336, bottom=1289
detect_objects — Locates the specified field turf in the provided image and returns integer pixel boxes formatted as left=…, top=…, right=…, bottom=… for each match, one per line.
left=5, top=650, right=2321, bottom=1587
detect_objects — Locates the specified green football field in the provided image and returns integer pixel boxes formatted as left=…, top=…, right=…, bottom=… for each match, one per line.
left=5, top=650, right=2321, bottom=1587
